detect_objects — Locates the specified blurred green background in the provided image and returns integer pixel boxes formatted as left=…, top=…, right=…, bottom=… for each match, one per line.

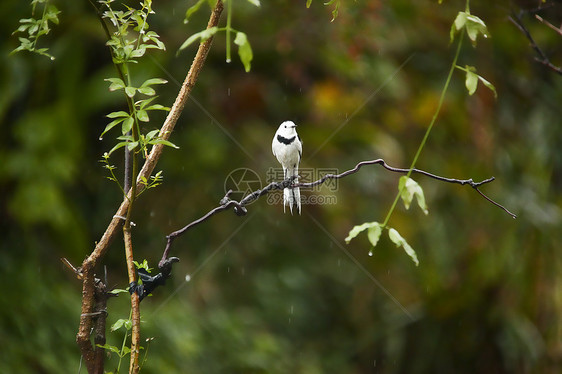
left=1, top=0, right=561, bottom=372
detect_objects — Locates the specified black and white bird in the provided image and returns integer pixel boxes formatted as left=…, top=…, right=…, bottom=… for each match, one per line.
left=272, top=121, right=302, bottom=214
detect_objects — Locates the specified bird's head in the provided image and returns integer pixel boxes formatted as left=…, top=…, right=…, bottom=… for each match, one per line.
left=277, top=121, right=298, bottom=137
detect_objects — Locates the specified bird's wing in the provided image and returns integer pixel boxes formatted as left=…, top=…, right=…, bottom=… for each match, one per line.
left=272, top=138, right=277, bottom=157
left=297, top=135, right=303, bottom=160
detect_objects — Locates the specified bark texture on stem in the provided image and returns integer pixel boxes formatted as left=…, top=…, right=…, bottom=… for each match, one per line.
left=76, top=1, right=224, bottom=371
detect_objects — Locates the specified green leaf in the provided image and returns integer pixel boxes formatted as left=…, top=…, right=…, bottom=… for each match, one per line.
left=106, top=111, right=129, bottom=118
left=127, top=141, right=139, bottom=151
left=108, top=288, right=129, bottom=295
left=398, top=176, right=428, bottom=215
left=137, top=87, right=156, bottom=96
left=145, top=129, right=159, bottom=141
left=234, top=32, right=253, bottom=72
left=130, top=48, right=146, bottom=58
left=367, top=224, right=382, bottom=247
left=185, top=0, right=207, bottom=22
left=100, top=118, right=125, bottom=138
left=125, top=86, right=137, bottom=98
left=133, top=259, right=153, bottom=272
left=124, top=319, right=133, bottom=330
left=465, top=14, right=489, bottom=45
left=306, top=0, right=313, bottom=8
left=105, top=78, right=125, bottom=91
left=140, top=78, right=168, bottom=87
left=111, top=319, right=127, bottom=331
left=122, top=116, right=134, bottom=134
left=465, top=66, right=478, bottom=95
left=149, top=139, right=180, bottom=149
left=96, top=344, right=121, bottom=354
left=136, top=110, right=149, bottom=122
left=345, top=222, right=379, bottom=244
left=477, top=74, right=497, bottom=98
left=108, top=141, right=128, bottom=155
left=450, top=11, right=467, bottom=43
left=179, top=26, right=219, bottom=51
left=388, top=228, right=419, bottom=266
left=144, top=104, right=170, bottom=111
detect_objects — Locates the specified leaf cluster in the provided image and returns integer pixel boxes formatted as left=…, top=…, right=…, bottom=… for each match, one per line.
left=179, top=0, right=260, bottom=72
left=11, top=0, right=60, bottom=59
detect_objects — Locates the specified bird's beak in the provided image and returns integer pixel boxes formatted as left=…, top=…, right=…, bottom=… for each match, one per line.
left=291, top=124, right=297, bottom=128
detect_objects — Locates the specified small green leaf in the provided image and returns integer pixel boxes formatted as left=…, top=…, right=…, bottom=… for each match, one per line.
left=398, top=176, right=428, bottom=215
left=345, top=222, right=379, bottom=244
left=367, top=224, right=382, bottom=247
left=149, top=139, right=180, bottom=149
left=450, top=11, right=467, bottom=43
left=465, top=14, right=489, bottom=45
left=144, top=104, right=170, bottom=111
left=137, top=87, right=156, bottom=96
left=124, top=319, right=133, bottom=330
left=108, top=141, right=128, bottom=155
left=107, top=111, right=129, bottom=118
left=125, top=86, right=137, bottom=98
left=105, top=78, right=125, bottom=91
left=122, top=116, right=134, bottom=134
left=185, top=0, right=207, bottom=22
left=145, top=129, right=159, bottom=141
left=388, top=228, right=419, bottom=266
left=140, top=78, right=168, bottom=87
left=111, top=319, right=126, bottom=331
left=127, top=141, right=139, bottom=151
left=130, top=48, right=146, bottom=58
left=306, top=0, right=313, bottom=8
left=477, top=74, right=497, bottom=98
left=96, top=344, right=121, bottom=354
left=179, top=26, right=219, bottom=51
left=108, top=288, right=129, bottom=295
left=136, top=110, right=149, bottom=122
left=101, top=118, right=125, bottom=138
left=465, top=67, right=478, bottom=95
left=234, top=32, right=253, bottom=72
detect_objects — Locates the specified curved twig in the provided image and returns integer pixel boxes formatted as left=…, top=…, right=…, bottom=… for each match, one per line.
left=160, top=158, right=516, bottom=266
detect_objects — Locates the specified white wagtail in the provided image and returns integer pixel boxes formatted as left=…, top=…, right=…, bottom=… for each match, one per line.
left=272, top=121, right=302, bottom=214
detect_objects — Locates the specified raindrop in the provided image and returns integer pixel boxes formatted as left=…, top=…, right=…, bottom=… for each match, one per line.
left=290, top=305, right=294, bottom=314
left=185, top=274, right=191, bottom=282
left=337, top=259, right=341, bottom=267
left=374, top=359, right=376, bottom=367
left=228, top=88, right=231, bottom=96
left=226, top=58, right=232, bottom=63
left=227, top=267, right=230, bottom=273
left=368, top=249, right=373, bottom=257
left=99, top=136, right=103, bottom=141
left=50, top=56, right=55, bottom=61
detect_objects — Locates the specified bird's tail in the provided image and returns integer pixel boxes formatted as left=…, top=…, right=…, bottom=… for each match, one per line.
left=284, top=167, right=301, bottom=215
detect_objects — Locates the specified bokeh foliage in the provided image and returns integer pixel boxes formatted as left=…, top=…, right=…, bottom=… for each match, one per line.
left=1, top=0, right=561, bottom=372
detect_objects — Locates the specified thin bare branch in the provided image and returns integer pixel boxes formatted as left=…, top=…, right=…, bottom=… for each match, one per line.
left=160, top=159, right=515, bottom=265
left=509, top=13, right=562, bottom=76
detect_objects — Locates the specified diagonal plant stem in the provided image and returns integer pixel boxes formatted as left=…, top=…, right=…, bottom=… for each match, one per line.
left=381, top=34, right=464, bottom=229
left=76, top=1, right=225, bottom=372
